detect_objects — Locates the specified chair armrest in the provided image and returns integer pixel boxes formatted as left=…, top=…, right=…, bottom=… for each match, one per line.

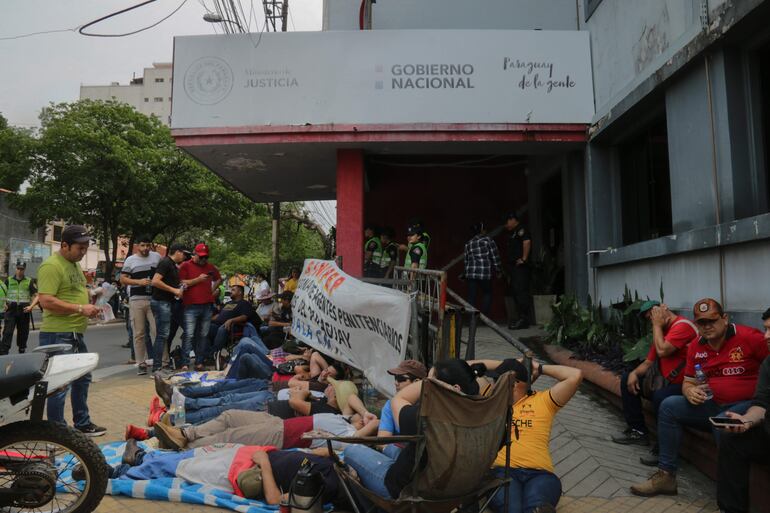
left=301, top=431, right=422, bottom=445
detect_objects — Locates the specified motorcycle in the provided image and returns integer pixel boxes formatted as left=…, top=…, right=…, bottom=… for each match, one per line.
left=0, top=345, right=108, bottom=513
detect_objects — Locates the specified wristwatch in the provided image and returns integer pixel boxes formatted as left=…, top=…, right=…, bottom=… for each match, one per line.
left=77, top=304, right=83, bottom=314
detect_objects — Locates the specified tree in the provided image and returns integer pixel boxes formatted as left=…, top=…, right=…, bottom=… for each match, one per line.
left=0, top=114, right=35, bottom=192
left=3, top=100, right=251, bottom=277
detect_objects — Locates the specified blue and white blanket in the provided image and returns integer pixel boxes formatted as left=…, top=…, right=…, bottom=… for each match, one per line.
left=62, top=442, right=279, bottom=512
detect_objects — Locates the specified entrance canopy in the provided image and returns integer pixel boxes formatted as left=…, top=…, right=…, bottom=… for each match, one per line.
left=171, top=29, right=593, bottom=203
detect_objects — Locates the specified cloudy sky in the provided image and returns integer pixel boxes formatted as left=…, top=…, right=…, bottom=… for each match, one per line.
left=0, top=0, right=323, bottom=127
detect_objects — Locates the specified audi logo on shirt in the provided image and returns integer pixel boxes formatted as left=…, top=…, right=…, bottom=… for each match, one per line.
left=722, top=366, right=745, bottom=376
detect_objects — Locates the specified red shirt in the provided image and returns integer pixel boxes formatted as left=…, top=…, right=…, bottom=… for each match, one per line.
left=282, top=416, right=314, bottom=449
left=645, top=316, right=697, bottom=384
left=179, top=260, right=221, bottom=305
left=228, top=445, right=275, bottom=497
left=685, top=323, right=770, bottom=404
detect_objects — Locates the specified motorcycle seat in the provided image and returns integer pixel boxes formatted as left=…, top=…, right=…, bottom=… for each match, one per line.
left=0, top=353, right=47, bottom=399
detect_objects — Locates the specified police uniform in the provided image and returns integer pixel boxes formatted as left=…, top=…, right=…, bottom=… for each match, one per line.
left=364, top=235, right=383, bottom=278
left=379, top=241, right=399, bottom=277
left=405, top=240, right=428, bottom=269
left=0, top=269, right=37, bottom=354
left=506, top=224, right=532, bottom=328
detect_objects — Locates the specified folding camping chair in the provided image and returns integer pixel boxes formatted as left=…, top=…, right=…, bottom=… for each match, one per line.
left=308, top=371, right=516, bottom=513
left=214, top=322, right=258, bottom=370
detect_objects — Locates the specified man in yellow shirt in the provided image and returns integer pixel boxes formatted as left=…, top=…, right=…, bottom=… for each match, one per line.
left=475, top=358, right=582, bottom=513
left=283, top=267, right=300, bottom=293
left=37, top=225, right=106, bottom=437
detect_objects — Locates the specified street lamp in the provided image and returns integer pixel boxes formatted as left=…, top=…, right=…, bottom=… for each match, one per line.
left=203, top=12, right=245, bottom=32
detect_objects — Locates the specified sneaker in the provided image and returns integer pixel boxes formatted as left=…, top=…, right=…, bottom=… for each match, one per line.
left=125, top=424, right=150, bottom=441
left=154, top=374, right=173, bottom=407
left=77, top=423, right=107, bottom=437
left=137, top=363, right=148, bottom=376
left=630, top=470, right=677, bottom=497
left=640, top=444, right=659, bottom=466
left=147, top=397, right=167, bottom=427
left=611, top=428, right=649, bottom=446
left=153, top=422, right=187, bottom=451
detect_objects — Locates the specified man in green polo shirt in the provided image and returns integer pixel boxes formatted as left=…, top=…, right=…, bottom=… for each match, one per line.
left=37, top=224, right=106, bottom=436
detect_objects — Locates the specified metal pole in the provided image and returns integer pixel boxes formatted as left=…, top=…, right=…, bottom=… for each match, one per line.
left=271, top=201, right=280, bottom=291
left=281, top=0, right=288, bottom=31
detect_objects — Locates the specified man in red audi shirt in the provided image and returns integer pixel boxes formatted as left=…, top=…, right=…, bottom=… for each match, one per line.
left=612, top=300, right=697, bottom=467
left=631, top=298, right=769, bottom=497
left=178, top=243, right=222, bottom=371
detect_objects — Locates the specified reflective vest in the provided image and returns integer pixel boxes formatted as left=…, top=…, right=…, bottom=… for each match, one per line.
left=380, top=242, right=398, bottom=268
left=0, top=281, right=7, bottom=308
left=405, top=242, right=428, bottom=269
left=7, top=276, right=32, bottom=303
left=365, top=236, right=383, bottom=263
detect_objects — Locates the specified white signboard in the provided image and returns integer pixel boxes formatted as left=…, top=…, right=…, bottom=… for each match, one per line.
left=291, top=259, right=410, bottom=397
left=172, top=30, right=594, bottom=128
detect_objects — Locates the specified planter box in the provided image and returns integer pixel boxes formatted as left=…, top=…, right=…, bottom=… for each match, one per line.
left=532, top=294, right=556, bottom=326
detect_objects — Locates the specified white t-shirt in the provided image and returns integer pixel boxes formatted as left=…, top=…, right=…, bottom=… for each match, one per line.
left=122, top=251, right=162, bottom=301
left=310, top=414, right=356, bottom=449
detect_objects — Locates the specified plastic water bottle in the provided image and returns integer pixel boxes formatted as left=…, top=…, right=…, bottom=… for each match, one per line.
left=694, top=364, right=713, bottom=400
left=170, top=387, right=186, bottom=426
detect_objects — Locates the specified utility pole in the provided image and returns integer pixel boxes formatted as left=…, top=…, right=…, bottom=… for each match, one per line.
left=271, top=201, right=280, bottom=291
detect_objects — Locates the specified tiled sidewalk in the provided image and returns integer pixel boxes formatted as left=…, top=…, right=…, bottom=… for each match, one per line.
left=56, top=327, right=720, bottom=513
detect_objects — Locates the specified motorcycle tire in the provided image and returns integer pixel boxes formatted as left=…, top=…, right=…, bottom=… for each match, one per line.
left=0, top=420, right=108, bottom=513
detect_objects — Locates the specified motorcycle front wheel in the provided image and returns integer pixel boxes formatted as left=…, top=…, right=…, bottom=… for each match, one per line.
left=0, top=421, right=108, bottom=513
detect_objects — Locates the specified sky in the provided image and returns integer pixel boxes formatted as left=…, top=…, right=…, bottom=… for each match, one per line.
left=0, top=0, right=323, bottom=127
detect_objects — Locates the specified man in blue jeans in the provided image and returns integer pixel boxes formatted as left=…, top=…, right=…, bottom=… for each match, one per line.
left=36, top=225, right=106, bottom=436
left=150, top=243, right=188, bottom=373
left=178, top=243, right=221, bottom=371
left=631, top=298, right=769, bottom=496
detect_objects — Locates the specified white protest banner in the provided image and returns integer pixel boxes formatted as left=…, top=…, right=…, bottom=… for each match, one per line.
left=291, top=259, right=410, bottom=397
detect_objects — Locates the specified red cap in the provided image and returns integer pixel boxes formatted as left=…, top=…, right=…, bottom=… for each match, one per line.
left=194, top=243, right=209, bottom=257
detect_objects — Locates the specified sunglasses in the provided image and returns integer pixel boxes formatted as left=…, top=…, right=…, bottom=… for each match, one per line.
left=394, top=374, right=414, bottom=383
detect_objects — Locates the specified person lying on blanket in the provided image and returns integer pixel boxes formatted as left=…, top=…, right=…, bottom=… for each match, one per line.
left=75, top=441, right=344, bottom=506
left=143, top=411, right=378, bottom=451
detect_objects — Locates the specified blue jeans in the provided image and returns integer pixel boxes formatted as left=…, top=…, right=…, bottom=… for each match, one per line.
left=225, top=337, right=272, bottom=380
left=489, top=467, right=562, bottom=513
left=39, top=332, right=92, bottom=428
left=657, top=396, right=752, bottom=473
left=184, top=390, right=274, bottom=424
left=620, top=371, right=682, bottom=433
left=343, top=445, right=396, bottom=499
left=150, top=299, right=172, bottom=371
left=181, top=378, right=268, bottom=398
left=184, top=390, right=274, bottom=410
left=183, top=304, right=212, bottom=366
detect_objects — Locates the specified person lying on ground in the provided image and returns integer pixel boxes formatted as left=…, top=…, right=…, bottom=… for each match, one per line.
left=81, top=440, right=344, bottom=507
left=266, top=379, right=360, bottom=419
left=342, top=359, right=486, bottom=500
left=146, top=411, right=377, bottom=451
left=473, top=358, right=582, bottom=513
left=155, top=375, right=270, bottom=408
left=278, top=359, right=348, bottom=392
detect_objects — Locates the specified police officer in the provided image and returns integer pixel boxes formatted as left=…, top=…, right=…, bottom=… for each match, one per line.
left=504, top=213, right=532, bottom=330
left=404, top=224, right=428, bottom=270
left=363, top=224, right=383, bottom=278
left=0, top=262, right=39, bottom=355
left=379, top=226, right=399, bottom=278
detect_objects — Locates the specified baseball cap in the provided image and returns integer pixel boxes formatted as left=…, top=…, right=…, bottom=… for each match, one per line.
left=327, top=378, right=358, bottom=412
left=638, top=300, right=661, bottom=317
left=236, top=466, right=263, bottom=499
left=61, top=225, right=92, bottom=245
left=167, top=243, right=189, bottom=255
left=406, top=224, right=422, bottom=236
left=15, top=262, right=26, bottom=270
left=194, top=243, right=209, bottom=257
left=505, top=212, right=519, bottom=221
left=257, top=289, right=276, bottom=301
left=387, top=360, right=427, bottom=379
left=693, top=298, right=724, bottom=321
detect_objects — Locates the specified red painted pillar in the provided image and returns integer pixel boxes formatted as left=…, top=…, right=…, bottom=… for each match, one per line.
left=336, top=149, right=364, bottom=277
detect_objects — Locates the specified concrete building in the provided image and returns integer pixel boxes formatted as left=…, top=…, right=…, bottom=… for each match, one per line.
left=0, top=190, right=47, bottom=277
left=169, top=0, right=770, bottom=325
left=80, top=63, right=173, bottom=125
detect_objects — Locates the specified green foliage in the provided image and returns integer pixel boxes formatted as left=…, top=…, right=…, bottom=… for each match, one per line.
left=0, top=114, right=35, bottom=191
left=530, top=248, right=561, bottom=295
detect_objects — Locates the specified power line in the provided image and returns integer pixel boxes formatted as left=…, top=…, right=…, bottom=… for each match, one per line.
left=78, top=0, right=191, bottom=38
left=0, top=27, right=76, bottom=41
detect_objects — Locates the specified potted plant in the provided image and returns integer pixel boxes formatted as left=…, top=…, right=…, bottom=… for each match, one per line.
left=530, top=249, right=562, bottom=326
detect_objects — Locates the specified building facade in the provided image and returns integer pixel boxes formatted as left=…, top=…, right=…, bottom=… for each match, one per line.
left=80, top=63, right=173, bottom=126
left=170, top=0, right=770, bottom=325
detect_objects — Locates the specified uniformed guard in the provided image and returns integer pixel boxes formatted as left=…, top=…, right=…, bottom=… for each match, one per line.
left=378, top=226, right=399, bottom=278
left=404, top=224, right=428, bottom=270
left=504, top=212, right=532, bottom=330
left=0, top=262, right=39, bottom=355
left=363, top=224, right=383, bottom=278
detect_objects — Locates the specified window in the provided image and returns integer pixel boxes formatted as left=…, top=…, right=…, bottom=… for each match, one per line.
left=52, top=225, right=63, bottom=242
left=154, top=77, right=164, bottom=83
left=153, top=97, right=163, bottom=102
left=144, top=98, right=149, bottom=102
left=618, top=115, right=673, bottom=245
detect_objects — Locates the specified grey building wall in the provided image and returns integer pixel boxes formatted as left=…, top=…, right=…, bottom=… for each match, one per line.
left=0, top=194, right=46, bottom=276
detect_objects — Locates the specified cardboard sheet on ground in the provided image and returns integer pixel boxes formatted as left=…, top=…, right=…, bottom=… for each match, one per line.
left=291, top=259, right=410, bottom=397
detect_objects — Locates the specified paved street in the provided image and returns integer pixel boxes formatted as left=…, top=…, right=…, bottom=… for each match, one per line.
left=37, top=324, right=721, bottom=513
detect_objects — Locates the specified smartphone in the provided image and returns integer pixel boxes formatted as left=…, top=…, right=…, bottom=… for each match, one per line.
left=708, top=416, right=744, bottom=428
left=207, top=271, right=215, bottom=276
